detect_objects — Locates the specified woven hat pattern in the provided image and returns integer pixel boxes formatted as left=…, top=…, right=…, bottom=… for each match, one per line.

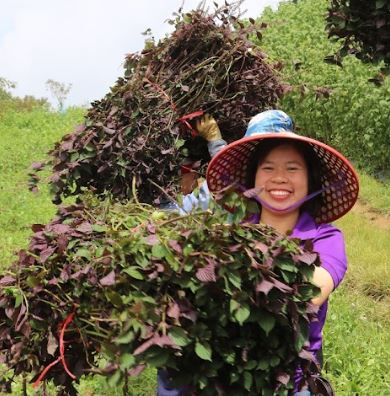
left=207, top=135, right=359, bottom=224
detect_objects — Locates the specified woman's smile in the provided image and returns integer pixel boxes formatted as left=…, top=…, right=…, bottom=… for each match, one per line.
left=268, top=189, right=292, bottom=201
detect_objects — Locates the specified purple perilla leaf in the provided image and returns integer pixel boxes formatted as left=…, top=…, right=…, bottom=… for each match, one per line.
left=31, top=224, right=45, bottom=233
left=255, top=278, right=275, bottom=295
left=0, top=276, right=16, bottom=286
left=76, top=222, right=93, bottom=234
left=196, top=259, right=216, bottom=282
left=167, top=302, right=180, bottom=320
left=99, top=270, right=116, bottom=286
left=127, top=364, right=146, bottom=377
left=276, top=372, right=290, bottom=386
left=133, top=334, right=178, bottom=356
left=40, top=246, right=56, bottom=263
left=168, top=239, right=182, bottom=254
left=145, top=234, right=159, bottom=246
left=31, top=161, right=45, bottom=171
left=295, top=251, right=318, bottom=265
left=50, top=223, right=71, bottom=235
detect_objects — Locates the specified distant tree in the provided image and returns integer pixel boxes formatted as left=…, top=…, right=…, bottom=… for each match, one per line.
left=325, top=0, right=390, bottom=70
left=45, top=79, right=72, bottom=111
left=0, top=77, right=16, bottom=101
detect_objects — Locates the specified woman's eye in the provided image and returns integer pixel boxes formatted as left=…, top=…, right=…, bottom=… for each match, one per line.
left=287, top=166, right=301, bottom=171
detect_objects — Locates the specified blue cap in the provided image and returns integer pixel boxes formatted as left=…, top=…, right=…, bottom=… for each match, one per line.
left=245, top=110, right=293, bottom=137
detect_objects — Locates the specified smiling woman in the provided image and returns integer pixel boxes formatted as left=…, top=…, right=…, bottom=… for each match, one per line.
left=204, top=109, right=358, bottom=394
left=157, top=110, right=359, bottom=395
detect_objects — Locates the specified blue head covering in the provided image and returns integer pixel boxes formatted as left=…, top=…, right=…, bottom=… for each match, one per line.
left=245, top=110, right=294, bottom=137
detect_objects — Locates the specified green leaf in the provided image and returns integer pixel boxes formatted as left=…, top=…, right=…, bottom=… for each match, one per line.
left=14, top=293, right=23, bottom=308
left=119, top=353, right=135, bottom=369
left=146, top=350, right=169, bottom=367
left=234, top=304, right=250, bottom=325
left=115, top=331, right=135, bottom=344
left=74, top=247, right=91, bottom=260
left=259, top=312, right=275, bottom=335
left=243, top=371, right=253, bottom=391
left=270, top=355, right=280, bottom=367
left=195, top=341, right=212, bottom=361
left=229, top=299, right=240, bottom=313
left=105, top=291, right=123, bottom=307
left=228, top=271, right=242, bottom=289
left=169, top=327, right=190, bottom=347
left=27, top=275, right=40, bottom=288
left=175, top=138, right=185, bottom=149
left=107, top=370, right=122, bottom=388
left=257, top=358, right=269, bottom=370
left=123, top=267, right=144, bottom=280
left=92, top=224, right=107, bottom=232
left=152, top=243, right=167, bottom=258
left=224, top=351, right=235, bottom=364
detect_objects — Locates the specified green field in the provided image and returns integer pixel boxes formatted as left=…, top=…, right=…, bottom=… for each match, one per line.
left=0, top=107, right=389, bottom=395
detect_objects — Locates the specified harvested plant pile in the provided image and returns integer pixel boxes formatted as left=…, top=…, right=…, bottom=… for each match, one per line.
left=36, top=4, right=284, bottom=205
left=326, top=0, right=390, bottom=68
left=0, top=195, right=319, bottom=395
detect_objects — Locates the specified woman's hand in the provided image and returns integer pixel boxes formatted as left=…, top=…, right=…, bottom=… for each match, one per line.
left=311, top=267, right=335, bottom=306
left=195, top=114, right=222, bottom=142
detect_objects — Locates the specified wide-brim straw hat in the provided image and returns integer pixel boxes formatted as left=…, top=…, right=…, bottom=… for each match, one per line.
left=206, top=110, right=359, bottom=224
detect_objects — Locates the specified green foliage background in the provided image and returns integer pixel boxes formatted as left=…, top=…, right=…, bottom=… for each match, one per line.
left=257, top=0, right=390, bottom=177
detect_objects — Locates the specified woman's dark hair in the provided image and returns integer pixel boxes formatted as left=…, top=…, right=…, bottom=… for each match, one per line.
left=245, top=139, right=324, bottom=218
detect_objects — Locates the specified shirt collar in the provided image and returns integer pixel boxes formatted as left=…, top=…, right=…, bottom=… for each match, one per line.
left=247, top=211, right=318, bottom=240
left=290, top=212, right=318, bottom=240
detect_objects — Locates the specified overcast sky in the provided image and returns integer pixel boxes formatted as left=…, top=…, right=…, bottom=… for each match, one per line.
left=0, top=0, right=280, bottom=107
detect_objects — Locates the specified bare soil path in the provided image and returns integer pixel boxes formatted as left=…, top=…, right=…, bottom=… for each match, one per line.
left=351, top=199, right=390, bottom=229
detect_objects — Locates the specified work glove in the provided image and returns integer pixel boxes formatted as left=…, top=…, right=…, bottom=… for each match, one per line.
left=195, top=114, right=222, bottom=142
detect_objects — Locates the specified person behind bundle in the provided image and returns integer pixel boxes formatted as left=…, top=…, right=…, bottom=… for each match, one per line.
left=157, top=110, right=359, bottom=395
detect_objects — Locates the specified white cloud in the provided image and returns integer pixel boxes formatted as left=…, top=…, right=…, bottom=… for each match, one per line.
left=0, top=0, right=280, bottom=107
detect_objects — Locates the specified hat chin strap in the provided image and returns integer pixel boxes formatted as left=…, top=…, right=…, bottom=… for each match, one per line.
left=232, top=176, right=347, bottom=214
left=240, top=186, right=323, bottom=213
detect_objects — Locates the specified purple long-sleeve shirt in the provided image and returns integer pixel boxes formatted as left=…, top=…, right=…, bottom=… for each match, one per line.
left=157, top=211, right=347, bottom=395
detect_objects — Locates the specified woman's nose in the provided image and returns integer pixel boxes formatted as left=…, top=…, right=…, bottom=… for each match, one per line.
left=271, top=169, right=288, bottom=183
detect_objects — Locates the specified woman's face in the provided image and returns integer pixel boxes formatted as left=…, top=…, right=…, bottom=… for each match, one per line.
left=254, top=144, right=308, bottom=215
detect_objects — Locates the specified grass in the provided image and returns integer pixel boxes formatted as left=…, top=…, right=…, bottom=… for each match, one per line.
left=357, top=171, right=390, bottom=216
left=0, top=107, right=84, bottom=264
left=0, top=108, right=390, bottom=395
left=336, top=211, right=390, bottom=303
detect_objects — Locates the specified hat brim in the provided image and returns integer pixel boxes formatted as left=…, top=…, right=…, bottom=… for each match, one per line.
left=206, top=132, right=359, bottom=224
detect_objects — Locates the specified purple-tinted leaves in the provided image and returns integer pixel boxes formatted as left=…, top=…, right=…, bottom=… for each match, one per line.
left=167, top=302, right=180, bottom=320
left=196, top=259, right=216, bottom=283
left=99, top=270, right=116, bottom=286
left=168, top=240, right=182, bottom=254
left=31, top=224, right=45, bottom=233
left=51, top=223, right=71, bottom=235
left=228, top=244, right=241, bottom=252
left=295, top=251, right=319, bottom=265
left=57, top=235, right=69, bottom=254
left=127, top=364, right=146, bottom=377
left=255, top=278, right=275, bottom=295
left=253, top=241, right=269, bottom=254
left=145, top=234, right=159, bottom=246
left=133, top=334, right=178, bottom=356
left=76, top=222, right=93, bottom=234
left=47, top=329, right=58, bottom=356
left=40, top=246, right=56, bottom=263
left=271, top=277, right=294, bottom=293
left=276, top=372, right=290, bottom=386
left=31, top=162, right=45, bottom=171
left=0, top=276, right=16, bottom=286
